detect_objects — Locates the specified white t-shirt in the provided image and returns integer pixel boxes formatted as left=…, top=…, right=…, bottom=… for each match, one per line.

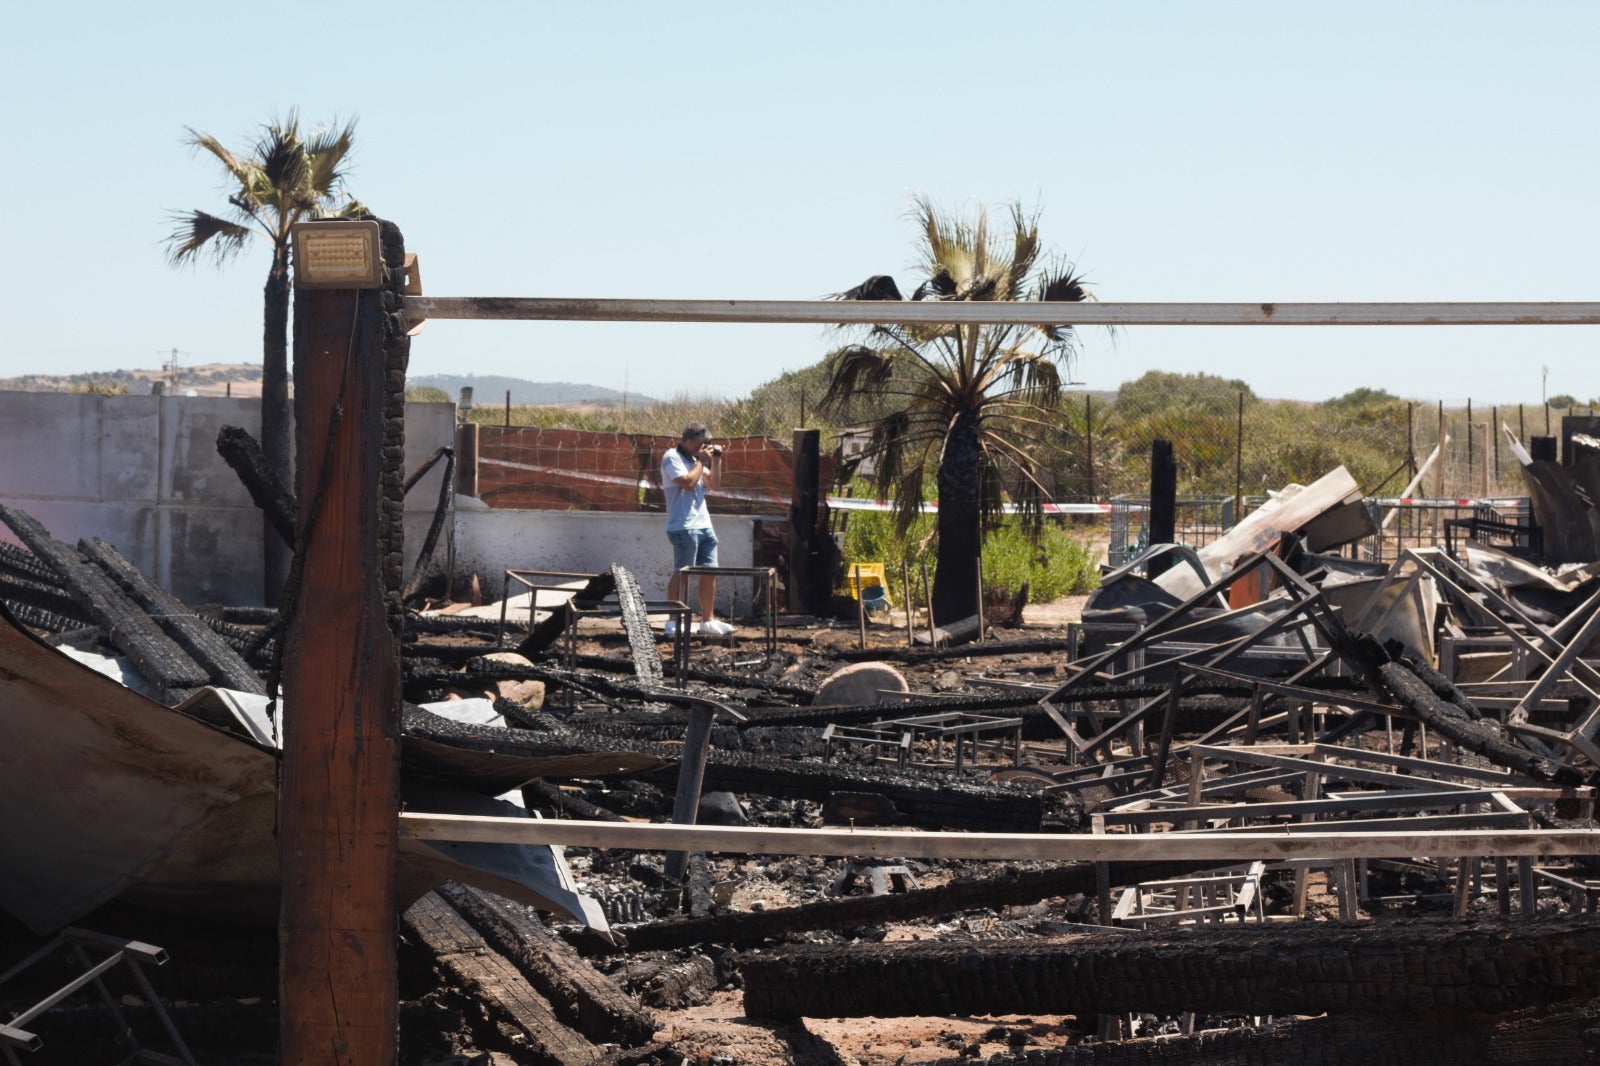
left=661, top=447, right=711, bottom=532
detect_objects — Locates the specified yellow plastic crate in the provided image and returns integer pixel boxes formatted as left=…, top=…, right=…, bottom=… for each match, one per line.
left=845, top=562, right=889, bottom=602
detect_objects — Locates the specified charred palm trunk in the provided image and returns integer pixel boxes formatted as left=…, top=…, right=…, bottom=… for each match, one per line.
left=933, top=410, right=982, bottom=624
left=261, top=253, right=292, bottom=607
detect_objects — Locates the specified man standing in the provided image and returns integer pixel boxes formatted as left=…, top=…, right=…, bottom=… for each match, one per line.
left=661, top=422, right=733, bottom=636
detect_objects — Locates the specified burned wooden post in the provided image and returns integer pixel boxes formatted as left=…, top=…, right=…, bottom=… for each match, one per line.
left=1148, top=439, right=1176, bottom=579
left=456, top=420, right=480, bottom=497
left=279, top=219, right=408, bottom=1064
left=789, top=428, right=827, bottom=615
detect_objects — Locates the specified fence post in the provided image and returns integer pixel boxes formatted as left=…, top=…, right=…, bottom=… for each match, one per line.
left=1407, top=402, right=1416, bottom=482
left=1467, top=399, right=1474, bottom=489
left=1085, top=393, right=1095, bottom=500
left=1478, top=421, right=1490, bottom=497
left=1234, top=391, right=1244, bottom=522
left=1493, top=405, right=1500, bottom=488
left=1435, top=402, right=1446, bottom=539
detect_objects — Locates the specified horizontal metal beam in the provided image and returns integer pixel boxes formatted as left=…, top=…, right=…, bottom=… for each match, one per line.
left=407, top=296, right=1600, bottom=327
left=398, top=813, right=1600, bottom=861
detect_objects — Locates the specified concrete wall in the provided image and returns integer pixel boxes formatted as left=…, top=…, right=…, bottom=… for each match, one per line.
left=0, top=391, right=764, bottom=612
left=449, top=505, right=758, bottom=612
left=0, top=392, right=454, bottom=606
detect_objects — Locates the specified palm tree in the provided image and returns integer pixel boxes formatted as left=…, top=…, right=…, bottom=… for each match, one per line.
left=165, top=110, right=364, bottom=605
left=822, top=197, right=1100, bottom=625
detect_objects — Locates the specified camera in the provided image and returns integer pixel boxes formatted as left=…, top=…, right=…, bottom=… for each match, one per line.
left=705, top=445, right=724, bottom=458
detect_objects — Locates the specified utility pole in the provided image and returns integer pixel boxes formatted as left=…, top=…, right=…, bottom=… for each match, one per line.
left=159, top=348, right=188, bottom=393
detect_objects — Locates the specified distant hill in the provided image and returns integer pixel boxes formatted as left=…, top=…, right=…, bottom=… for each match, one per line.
left=0, top=365, right=650, bottom=407
left=0, top=362, right=262, bottom=397
left=410, top=373, right=655, bottom=407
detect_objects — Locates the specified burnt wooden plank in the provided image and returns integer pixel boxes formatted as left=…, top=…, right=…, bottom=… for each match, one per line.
left=740, top=915, right=1600, bottom=1020
left=584, top=861, right=1209, bottom=955
left=438, top=883, right=657, bottom=1047
left=0, top=503, right=210, bottom=698
left=403, top=892, right=599, bottom=1066
left=610, top=564, right=662, bottom=684
left=81, top=537, right=265, bottom=694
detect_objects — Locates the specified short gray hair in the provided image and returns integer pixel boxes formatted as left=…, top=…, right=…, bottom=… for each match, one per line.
left=681, top=422, right=710, bottom=442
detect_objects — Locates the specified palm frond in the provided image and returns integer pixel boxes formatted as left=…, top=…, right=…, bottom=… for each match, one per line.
left=303, top=116, right=358, bottom=194
left=317, top=198, right=370, bottom=221
left=183, top=130, right=248, bottom=187
left=1005, top=202, right=1042, bottom=294
left=255, top=113, right=309, bottom=206
left=997, top=351, right=1064, bottom=409
left=910, top=265, right=955, bottom=301
left=834, top=274, right=903, bottom=301
left=164, top=210, right=252, bottom=266
left=818, top=345, right=897, bottom=415
left=1034, top=262, right=1097, bottom=348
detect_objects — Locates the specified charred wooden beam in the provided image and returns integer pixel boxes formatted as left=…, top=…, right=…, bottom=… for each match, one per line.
left=400, top=445, right=455, bottom=600
left=1333, top=628, right=1588, bottom=784
left=436, top=883, right=658, bottom=1047
left=1, top=599, right=89, bottom=636
left=833, top=635, right=1076, bottom=664
left=0, top=504, right=210, bottom=699
left=0, top=541, right=61, bottom=584
left=1377, top=656, right=1586, bottom=783
left=215, top=425, right=296, bottom=549
left=0, top=569, right=94, bottom=627
left=521, top=780, right=627, bottom=823
left=648, top=751, right=1067, bottom=832
left=516, top=572, right=616, bottom=656
left=585, top=861, right=1210, bottom=956
left=402, top=892, right=598, bottom=1065
left=928, top=996, right=1600, bottom=1065
left=80, top=537, right=265, bottom=694
left=611, top=564, right=663, bottom=684
left=740, top=915, right=1600, bottom=1020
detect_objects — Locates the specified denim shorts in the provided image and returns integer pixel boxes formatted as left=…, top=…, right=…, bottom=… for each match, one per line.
left=668, top=528, right=719, bottom=569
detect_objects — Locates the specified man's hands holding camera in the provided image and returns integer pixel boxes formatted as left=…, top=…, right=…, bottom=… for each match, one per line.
left=703, top=445, right=724, bottom=460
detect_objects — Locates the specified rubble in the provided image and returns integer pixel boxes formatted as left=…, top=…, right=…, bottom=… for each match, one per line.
left=6, top=446, right=1600, bottom=1063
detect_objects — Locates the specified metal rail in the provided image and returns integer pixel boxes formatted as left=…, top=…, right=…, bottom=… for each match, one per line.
left=408, top=296, right=1600, bottom=327
left=399, top=813, right=1600, bottom=862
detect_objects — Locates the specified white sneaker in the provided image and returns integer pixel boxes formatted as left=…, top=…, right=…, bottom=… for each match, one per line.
left=698, top=619, right=734, bottom=637
left=663, top=619, right=678, bottom=637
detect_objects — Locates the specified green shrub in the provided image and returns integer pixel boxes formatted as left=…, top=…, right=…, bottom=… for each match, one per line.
left=839, top=508, right=1098, bottom=608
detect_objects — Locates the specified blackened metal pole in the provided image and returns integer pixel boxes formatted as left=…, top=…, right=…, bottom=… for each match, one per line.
left=1148, top=440, right=1176, bottom=579
left=665, top=703, right=716, bottom=882
left=1234, top=391, right=1244, bottom=521
left=902, top=559, right=914, bottom=647
left=280, top=221, right=407, bottom=1065
left=855, top=564, right=867, bottom=649
left=790, top=430, right=822, bottom=615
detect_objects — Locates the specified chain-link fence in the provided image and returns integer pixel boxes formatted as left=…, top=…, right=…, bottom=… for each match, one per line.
left=429, top=372, right=1593, bottom=520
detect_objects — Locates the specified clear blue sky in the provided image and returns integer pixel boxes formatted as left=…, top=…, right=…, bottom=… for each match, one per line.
left=3, top=2, right=1597, bottom=405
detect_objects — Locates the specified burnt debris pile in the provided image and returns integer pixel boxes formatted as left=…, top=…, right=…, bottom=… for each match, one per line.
left=5, top=451, right=1600, bottom=1062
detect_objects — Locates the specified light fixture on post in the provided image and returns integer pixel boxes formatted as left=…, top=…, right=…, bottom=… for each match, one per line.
left=291, top=220, right=384, bottom=289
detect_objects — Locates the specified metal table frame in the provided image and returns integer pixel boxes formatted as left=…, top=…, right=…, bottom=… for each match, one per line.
left=675, top=565, right=779, bottom=664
